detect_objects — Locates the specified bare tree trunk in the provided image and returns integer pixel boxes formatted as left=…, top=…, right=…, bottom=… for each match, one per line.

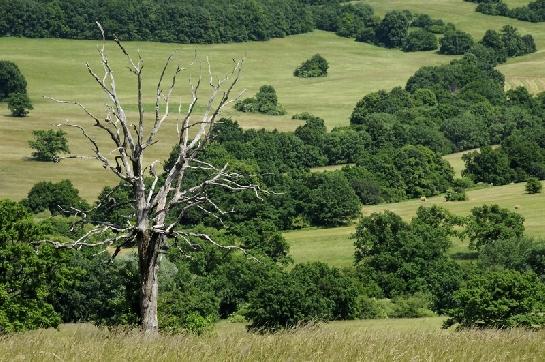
left=138, top=231, right=162, bottom=335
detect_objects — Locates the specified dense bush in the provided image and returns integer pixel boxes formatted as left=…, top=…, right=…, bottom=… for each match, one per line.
left=28, top=129, right=70, bottom=162
left=7, top=92, right=32, bottom=117
left=402, top=29, right=438, bottom=52
left=445, top=270, right=545, bottom=329
left=439, top=31, right=475, bottom=55
left=294, top=54, right=329, bottom=78
left=0, top=61, right=27, bottom=101
left=462, top=147, right=514, bottom=185
left=354, top=206, right=463, bottom=311
left=374, top=11, right=410, bottom=48
left=235, top=85, right=286, bottom=115
left=23, top=180, right=89, bottom=215
left=464, top=205, right=525, bottom=251
left=526, top=177, right=543, bottom=194
left=245, top=263, right=360, bottom=331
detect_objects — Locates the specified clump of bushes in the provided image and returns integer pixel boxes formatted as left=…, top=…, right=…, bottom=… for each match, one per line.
left=526, top=177, right=542, bottom=194
left=234, top=85, right=286, bottom=115
left=294, top=54, right=328, bottom=78
left=445, top=270, right=545, bottom=329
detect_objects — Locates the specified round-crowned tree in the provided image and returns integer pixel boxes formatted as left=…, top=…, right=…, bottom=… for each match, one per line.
left=0, top=60, right=27, bottom=101
left=526, top=177, right=543, bottom=194
left=439, top=31, right=475, bottom=55
left=294, top=54, right=328, bottom=78
left=28, top=129, right=70, bottom=162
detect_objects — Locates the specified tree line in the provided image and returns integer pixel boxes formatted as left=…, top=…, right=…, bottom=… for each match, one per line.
left=467, top=0, right=545, bottom=23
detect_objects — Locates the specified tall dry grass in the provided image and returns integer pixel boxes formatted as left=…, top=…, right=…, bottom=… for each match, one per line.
left=1, top=321, right=545, bottom=362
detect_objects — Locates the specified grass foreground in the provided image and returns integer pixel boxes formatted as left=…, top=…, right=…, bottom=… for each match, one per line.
left=2, top=319, right=545, bottom=361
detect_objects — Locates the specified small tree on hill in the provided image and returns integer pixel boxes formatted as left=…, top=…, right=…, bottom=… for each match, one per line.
left=29, top=129, right=69, bottom=162
left=294, top=54, right=328, bottom=78
left=8, top=92, right=33, bottom=116
left=235, top=85, right=286, bottom=115
left=0, top=60, right=27, bottom=100
left=526, top=177, right=542, bottom=194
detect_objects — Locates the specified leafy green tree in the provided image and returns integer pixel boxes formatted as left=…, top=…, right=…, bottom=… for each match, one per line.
left=294, top=114, right=327, bottom=147
left=465, top=204, right=525, bottom=250
left=374, top=11, right=410, bottom=48
left=23, top=179, right=89, bottom=215
left=7, top=92, right=32, bottom=117
left=439, top=31, right=475, bottom=55
left=445, top=270, right=545, bottom=329
left=462, top=147, right=515, bottom=185
left=526, top=177, right=542, bottom=194
left=402, top=29, right=438, bottom=51
left=354, top=207, right=462, bottom=310
left=245, top=262, right=360, bottom=331
left=300, top=171, right=361, bottom=226
left=441, top=112, right=489, bottom=151
left=0, top=199, right=48, bottom=243
left=28, top=129, right=70, bottom=162
left=294, top=54, right=328, bottom=78
left=0, top=60, right=27, bottom=100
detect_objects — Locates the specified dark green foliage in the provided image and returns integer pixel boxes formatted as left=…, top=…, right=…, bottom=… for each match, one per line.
left=478, top=236, right=533, bottom=271
left=245, top=262, right=360, bottom=331
left=471, top=0, right=545, bottom=23
left=402, top=29, right=438, bottom=52
left=479, top=26, right=536, bottom=60
left=23, top=180, right=89, bottom=215
left=28, top=129, right=70, bottom=162
left=294, top=54, right=328, bottom=78
left=0, top=242, right=62, bottom=332
left=0, top=61, right=27, bottom=100
left=235, top=85, right=286, bottom=115
left=439, top=31, right=475, bottom=55
left=294, top=114, right=327, bottom=147
left=442, top=112, right=489, bottom=151
left=0, top=199, right=48, bottom=243
left=314, top=3, right=375, bottom=37
left=299, top=171, right=361, bottom=226
left=374, top=11, right=410, bottom=48
left=462, top=147, right=515, bottom=185
left=465, top=205, right=525, bottom=250
left=526, top=177, right=543, bottom=194
left=0, top=0, right=315, bottom=44
left=7, top=92, right=32, bottom=117
left=445, top=270, right=545, bottom=329
left=354, top=207, right=463, bottom=311
left=445, top=188, right=467, bottom=201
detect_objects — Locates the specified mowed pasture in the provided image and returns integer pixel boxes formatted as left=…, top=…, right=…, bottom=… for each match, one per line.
left=287, top=178, right=545, bottom=267
left=3, top=318, right=545, bottom=362
left=0, top=32, right=453, bottom=201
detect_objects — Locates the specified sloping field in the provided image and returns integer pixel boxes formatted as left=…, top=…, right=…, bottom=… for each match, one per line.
left=287, top=180, right=545, bottom=266
left=0, top=32, right=453, bottom=201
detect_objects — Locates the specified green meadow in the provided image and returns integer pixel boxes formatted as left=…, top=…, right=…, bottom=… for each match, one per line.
left=0, top=32, right=453, bottom=201
left=4, top=319, right=545, bottom=362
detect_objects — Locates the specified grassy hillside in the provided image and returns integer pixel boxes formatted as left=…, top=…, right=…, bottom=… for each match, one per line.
left=0, top=32, right=453, bottom=201
left=366, top=0, right=545, bottom=93
left=287, top=179, right=545, bottom=267
left=3, top=319, right=545, bottom=361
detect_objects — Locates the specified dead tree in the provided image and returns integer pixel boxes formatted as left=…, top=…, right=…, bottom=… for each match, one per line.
left=47, top=24, right=259, bottom=334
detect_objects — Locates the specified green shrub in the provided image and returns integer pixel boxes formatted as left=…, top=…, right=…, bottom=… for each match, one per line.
left=445, top=270, right=545, bottom=329
left=7, top=92, right=32, bottom=117
left=28, top=129, right=70, bottom=162
left=23, top=180, right=88, bottom=215
left=445, top=188, right=467, bottom=201
left=357, top=297, right=393, bottom=319
left=390, top=293, right=436, bottom=318
left=235, top=85, right=286, bottom=115
left=294, top=54, right=328, bottom=78
left=439, top=31, right=475, bottom=55
left=402, top=29, right=438, bottom=51
left=526, top=177, right=542, bottom=194
left=0, top=61, right=27, bottom=100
